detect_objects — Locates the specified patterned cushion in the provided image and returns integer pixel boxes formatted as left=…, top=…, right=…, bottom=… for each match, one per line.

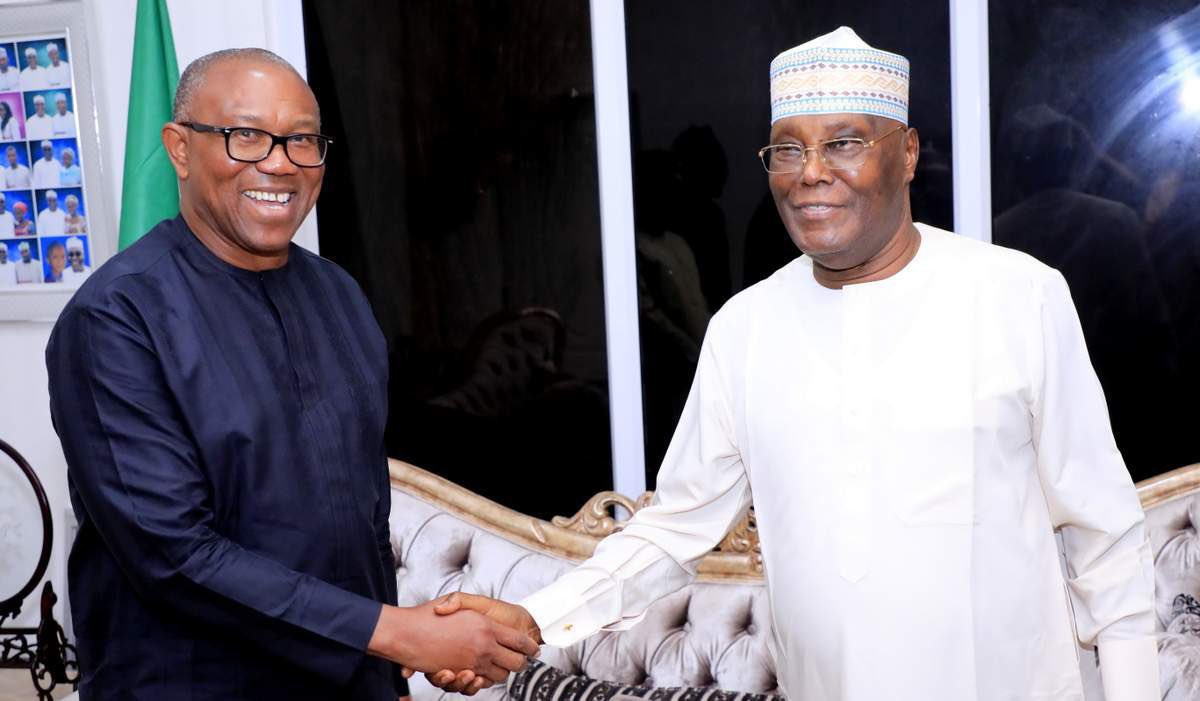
left=1159, top=594, right=1200, bottom=701
left=1153, top=499, right=1200, bottom=628
left=507, top=660, right=787, bottom=701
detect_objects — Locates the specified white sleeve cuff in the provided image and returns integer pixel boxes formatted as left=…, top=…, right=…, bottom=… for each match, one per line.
left=518, top=569, right=621, bottom=647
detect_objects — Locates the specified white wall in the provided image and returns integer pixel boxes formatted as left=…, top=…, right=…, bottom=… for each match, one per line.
left=0, top=0, right=311, bottom=628
left=0, top=322, right=65, bottom=628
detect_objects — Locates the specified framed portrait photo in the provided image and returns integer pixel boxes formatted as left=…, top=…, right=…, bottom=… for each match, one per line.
left=0, top=0, right=115, bottom=320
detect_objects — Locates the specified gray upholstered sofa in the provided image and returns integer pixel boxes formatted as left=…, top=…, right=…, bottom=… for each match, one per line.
left=388, top=459, right=1200, bottom=701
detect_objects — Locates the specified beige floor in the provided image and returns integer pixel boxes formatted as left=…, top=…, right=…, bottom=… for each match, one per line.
left=0, top=669, right=73, bottom=700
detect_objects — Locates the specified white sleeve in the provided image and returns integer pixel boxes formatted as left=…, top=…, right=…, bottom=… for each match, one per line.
left=520, top=319, right=751, bottom=647
left=1030, top=270, right=1159, bottom=700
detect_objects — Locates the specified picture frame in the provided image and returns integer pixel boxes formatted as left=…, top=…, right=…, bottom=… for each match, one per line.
left=0, top=0, right=116, bottom=321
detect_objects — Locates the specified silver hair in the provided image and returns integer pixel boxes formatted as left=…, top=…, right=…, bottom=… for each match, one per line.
left=172, top=48, right=316, bottom=123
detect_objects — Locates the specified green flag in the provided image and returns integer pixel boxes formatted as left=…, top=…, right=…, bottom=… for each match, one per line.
left=118, top=0, right=180, bottom=250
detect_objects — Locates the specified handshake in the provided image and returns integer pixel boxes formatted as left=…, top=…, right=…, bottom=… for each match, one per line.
left=368, top=592, right=543, bottom=695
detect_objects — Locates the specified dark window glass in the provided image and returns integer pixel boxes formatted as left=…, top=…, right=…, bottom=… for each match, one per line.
left=303, top=1, right=613, bottom=518
left=990, top=1, right=1200, bottom=480
left=626, top=2, right=954, bottom=483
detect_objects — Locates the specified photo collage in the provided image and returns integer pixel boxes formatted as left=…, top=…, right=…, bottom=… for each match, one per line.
left=0, top=33, right=91, bottom=288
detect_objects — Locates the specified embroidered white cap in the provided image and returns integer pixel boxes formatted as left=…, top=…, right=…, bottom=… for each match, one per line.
left=769, top=26, right=910, bottom=125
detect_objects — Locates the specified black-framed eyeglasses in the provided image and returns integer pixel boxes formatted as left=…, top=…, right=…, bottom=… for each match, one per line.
left=178, top=122, right=332, bottom=168
left=758, top=124, right=907, bottom=173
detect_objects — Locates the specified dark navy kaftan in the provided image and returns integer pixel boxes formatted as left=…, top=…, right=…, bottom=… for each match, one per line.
left=46, top=216, right=405, bottom=700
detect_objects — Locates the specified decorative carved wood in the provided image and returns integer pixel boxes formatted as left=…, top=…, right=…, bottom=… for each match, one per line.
left=390, top=459, right=1200, bottom=583
left=551, top=490, right=763, bottom=573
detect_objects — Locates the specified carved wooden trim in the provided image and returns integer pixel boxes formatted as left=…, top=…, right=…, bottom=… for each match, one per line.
left=388, top=459, right=763, bottom=581
left=551, top=491, right=653, bottom=536
left=717, top=507, right=763, bottom=571
left=390, top=459, right=1200, bottom=583
left=1137, top=463, right=1200, bottom=510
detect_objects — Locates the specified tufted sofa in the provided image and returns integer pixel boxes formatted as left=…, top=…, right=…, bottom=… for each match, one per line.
left=388, top=459, right=1200, bottom=701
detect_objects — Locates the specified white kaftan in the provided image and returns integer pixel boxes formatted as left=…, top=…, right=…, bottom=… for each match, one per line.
left=521, top=224, right=1158, bottom=701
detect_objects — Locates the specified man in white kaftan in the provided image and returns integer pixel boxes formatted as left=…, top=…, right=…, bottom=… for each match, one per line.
left=37, top=189, right=66, bottom=235
left=14, top=241, right=39, bottom=284
left=41, top=43, right=70, bottom=88
left=0, top=51, right=19, bottom=91
left=0, top=245, right=15, bottom=287
left=25, top=98, right=53, bottom=142
left=33, top=142, right=62, bottom=189
left=517, top=222, right=1156, bottom=701
left=51, top=93, right=75, bottom=137
left=20, top=48, right=45, bottom=91
left=421, top=26, right=1160, bottom=701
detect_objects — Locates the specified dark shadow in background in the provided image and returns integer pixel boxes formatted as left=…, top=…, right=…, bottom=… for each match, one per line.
left=632, top=147, right=713, bottom=476
left=303, top=0, right=613, bottom=518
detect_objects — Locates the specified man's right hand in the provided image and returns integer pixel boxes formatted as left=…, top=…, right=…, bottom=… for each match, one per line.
left=433, top=592, right=542, bottom=644
left=367, top=601, right=538, bottom=683
left=421, top=593, right=544, bottom=695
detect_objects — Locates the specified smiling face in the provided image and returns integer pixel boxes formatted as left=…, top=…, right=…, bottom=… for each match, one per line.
left=767, top=113, right=918, bottom=270
left=164, top=57, right=323, bottom=268
left=33, top=100, right=45, bottom=117
left=24, top=52, right=36, bottom=70
left=61, top=150, right=73, bottom=168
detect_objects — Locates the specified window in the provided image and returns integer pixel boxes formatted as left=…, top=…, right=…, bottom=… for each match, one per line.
left=990, top=0, right=1200, bottom=480
left=303, top=1, right=613, bottom=518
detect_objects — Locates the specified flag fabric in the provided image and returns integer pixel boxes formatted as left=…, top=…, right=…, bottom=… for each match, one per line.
left=118, top=0, right=179, bottom=250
